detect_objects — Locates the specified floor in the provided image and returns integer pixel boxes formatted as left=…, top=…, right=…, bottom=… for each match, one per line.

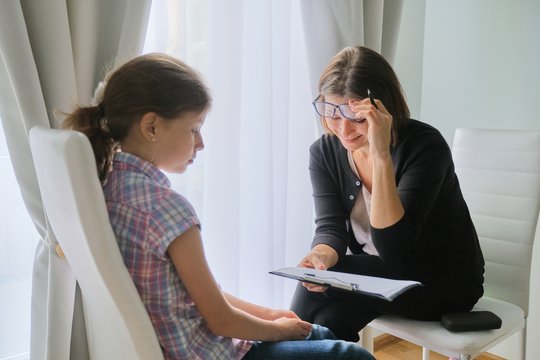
left=374, top=335, right=505, bottom=360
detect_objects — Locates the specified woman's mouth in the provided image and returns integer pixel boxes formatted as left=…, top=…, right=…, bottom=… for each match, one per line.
left=342, top=135, right=362, bottom=143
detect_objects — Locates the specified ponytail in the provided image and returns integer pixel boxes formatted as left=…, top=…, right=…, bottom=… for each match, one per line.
left=63, top=105, right=116, bottom=183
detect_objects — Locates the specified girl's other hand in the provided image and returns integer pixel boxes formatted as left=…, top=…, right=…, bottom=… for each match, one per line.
left=267, top=309, right=301, bottom=321
left=273, top=317, right=312, bottom=341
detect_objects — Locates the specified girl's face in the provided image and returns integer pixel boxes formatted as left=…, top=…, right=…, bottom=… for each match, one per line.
left=323, top=95, right=369, bottom=152
left=154, top=111, right=205, bottom=174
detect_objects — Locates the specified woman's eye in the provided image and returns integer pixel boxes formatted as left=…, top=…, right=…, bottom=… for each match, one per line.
left=351, top=117, right=366, bottom=124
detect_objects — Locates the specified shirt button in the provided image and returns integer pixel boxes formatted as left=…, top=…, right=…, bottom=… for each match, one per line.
left=349, top=195, right=355, bottom=200
left=356, top=181, right=361, bottom=186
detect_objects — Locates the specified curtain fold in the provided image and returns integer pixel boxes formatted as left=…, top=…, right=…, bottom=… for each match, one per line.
left=0, top=1, right=151, bottom=358
left=381, top=0, right=404, bottom=65
left=68, top=0, right=101, bottom=104
left=300, top=0, right=404, bottom=98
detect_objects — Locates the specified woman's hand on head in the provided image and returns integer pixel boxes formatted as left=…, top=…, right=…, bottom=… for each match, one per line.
left=297, top=244, right=338, bottom=292
left=273, top=317, right=312, bottom=341
left=350, top=98, right=393, bottom=159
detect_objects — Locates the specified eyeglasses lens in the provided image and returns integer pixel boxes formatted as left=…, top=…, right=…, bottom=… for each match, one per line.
left=313, top=102, right=358, bottom=120
left=338, top=105, right=357, bottom=119
left=313, top=102, right=328, bottom=117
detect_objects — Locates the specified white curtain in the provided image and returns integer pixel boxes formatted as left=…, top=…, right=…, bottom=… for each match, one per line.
left=202, top=0, right=315, bottom=308
left=202, top=0, right=404, bottom=309
left=0, top=1, right=151, bottom=359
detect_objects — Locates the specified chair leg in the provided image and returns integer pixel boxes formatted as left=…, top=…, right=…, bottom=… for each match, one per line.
left=519, top=326, right=526, bottom=360
left=360, top=326, right=374, bottom=354
left=422, top=347, right=430, bottom=360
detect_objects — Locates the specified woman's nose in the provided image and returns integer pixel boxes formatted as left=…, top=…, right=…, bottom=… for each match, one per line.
left=337, top=117, right=355, bottom=135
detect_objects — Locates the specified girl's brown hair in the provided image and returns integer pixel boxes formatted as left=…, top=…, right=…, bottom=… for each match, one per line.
left=318, top=46, right=410, bottom=144
left=63, top=53, right=211, bottom=182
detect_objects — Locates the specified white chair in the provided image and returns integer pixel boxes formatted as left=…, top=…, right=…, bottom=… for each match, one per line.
left=29, top=127, right=164, bottom=360
left=362, top=128, right=540, bottom=360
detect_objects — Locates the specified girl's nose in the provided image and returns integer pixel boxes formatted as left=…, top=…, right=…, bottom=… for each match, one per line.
left=196, top=134, right=205, bottom=151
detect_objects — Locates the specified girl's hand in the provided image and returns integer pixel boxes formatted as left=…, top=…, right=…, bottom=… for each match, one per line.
left=297, top=244, right=338, bottom=292
left=266, top=309, right=300, bottom=321
left=273, top=317, right=312, bottom=341
left=349, top=97, right=393, bottom=159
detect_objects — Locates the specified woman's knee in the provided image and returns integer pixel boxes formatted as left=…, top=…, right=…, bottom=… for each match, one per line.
left=290, top=284, right=332, bottom=321
left=312, top=301, right=379, bottom=342
left=306, top=324, right=337, bottom=340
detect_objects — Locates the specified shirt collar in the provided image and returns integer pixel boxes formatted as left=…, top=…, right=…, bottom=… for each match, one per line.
left=112, top=152, right=171, bottom=188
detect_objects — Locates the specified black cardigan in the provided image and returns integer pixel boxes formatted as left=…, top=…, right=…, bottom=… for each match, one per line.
left=309, top=119, right=484, bottom=303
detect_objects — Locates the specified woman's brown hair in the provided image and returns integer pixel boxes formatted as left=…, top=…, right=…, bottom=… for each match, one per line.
left=318, top=46, right=410, bottom=144
left=63, top=53, right=211, bottom=182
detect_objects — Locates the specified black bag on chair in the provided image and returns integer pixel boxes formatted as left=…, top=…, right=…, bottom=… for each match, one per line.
left=440, top=311, right=502, bottom=332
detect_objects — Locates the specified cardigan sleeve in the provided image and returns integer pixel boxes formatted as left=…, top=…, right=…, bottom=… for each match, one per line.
left=371, top=127, right=454, bottom=260
left=309, top=138, right=350, bottom=257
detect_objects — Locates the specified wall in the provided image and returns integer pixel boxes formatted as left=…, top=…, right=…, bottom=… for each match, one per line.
left=421, top=0, right=540, bottom=144
left=421, top=3, right=540, bottom=356
left=392, top=0, right=540, bottom=358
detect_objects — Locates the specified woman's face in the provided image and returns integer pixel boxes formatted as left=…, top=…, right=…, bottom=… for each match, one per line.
left=323, top=94, right=369, bottom=152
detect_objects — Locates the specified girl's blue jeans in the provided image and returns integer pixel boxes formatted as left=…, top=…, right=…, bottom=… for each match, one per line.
left=241, top=324, right=375, bottom=360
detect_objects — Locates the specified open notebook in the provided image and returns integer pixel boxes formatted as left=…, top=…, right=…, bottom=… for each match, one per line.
left=270, top=267, right=422, bottom=301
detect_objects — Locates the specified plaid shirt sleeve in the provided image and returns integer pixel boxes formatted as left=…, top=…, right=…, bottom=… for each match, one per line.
left=146, top=188, right=200, bottom=259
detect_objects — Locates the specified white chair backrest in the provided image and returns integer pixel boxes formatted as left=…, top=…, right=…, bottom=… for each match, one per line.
left=452, top=128, right=540, bottom=315
left=29, top=127, right=163, bottom=359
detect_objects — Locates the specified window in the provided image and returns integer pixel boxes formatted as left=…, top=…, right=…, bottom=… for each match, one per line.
left=0, top=119, right=37, bottom=360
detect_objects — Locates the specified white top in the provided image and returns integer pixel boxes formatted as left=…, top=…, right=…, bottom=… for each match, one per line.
left=347, top=151, right=379, bottom=256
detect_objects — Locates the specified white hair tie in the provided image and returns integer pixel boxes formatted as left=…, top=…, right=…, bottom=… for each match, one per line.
left=90, top=81, right=107, bottom=106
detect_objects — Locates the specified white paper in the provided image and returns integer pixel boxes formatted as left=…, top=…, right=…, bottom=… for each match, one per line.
left=270, top=266, right=422, bottom=301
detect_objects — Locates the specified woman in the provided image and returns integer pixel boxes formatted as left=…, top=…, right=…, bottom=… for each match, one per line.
left=290, top=46, right=485, bottom=342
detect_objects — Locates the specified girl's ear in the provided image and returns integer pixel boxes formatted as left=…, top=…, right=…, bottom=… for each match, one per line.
left=139, top=112, right=159, bottom=143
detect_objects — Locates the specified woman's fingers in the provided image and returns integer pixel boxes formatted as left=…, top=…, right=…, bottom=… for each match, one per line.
left=302, top=282, right=328, bottom=292
left=349, top=97, right=393, bottom=155
left=309, top=253, right=327, bottom=270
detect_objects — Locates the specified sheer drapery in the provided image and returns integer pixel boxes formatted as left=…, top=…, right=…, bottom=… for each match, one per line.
left=203, top=0, right=315, bottom=308
left=203, top=0, right=404, bottom=309
left=0, top=1, right=151, bottom=359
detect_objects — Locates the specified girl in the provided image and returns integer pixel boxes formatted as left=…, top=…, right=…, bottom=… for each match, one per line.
left=64, top=53, right=373, bottom=360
